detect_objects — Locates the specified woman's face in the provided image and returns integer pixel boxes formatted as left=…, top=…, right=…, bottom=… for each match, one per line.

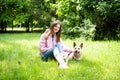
left=53, top=24, right=60, bottom=34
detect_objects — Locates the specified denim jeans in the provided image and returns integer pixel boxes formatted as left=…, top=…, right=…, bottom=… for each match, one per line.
left=41, top=48, right=55, bottom=61
left=55, top=42, right=62, bottom=53
left=41, top=42, right=62, bottom=61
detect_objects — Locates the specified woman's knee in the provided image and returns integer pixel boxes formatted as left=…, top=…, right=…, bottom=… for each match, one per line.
left=55, top=42, right=62, bottom=53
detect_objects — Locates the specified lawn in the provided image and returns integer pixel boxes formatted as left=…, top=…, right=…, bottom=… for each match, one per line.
left=0, top=33, right=120, bottom=80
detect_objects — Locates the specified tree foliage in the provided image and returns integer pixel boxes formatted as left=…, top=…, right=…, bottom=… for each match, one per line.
left=0, top=0, right=120, bottom=40
left=80, top=0, right=120, bottom=40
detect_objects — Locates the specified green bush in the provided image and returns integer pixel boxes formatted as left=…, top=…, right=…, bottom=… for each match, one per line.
left=62, top=19, right=95, bottom=40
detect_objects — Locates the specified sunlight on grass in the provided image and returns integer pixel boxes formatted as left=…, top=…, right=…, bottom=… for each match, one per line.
left=7, top=27, right=43, bottom=31
left=0, top=33, right=120, bottom=80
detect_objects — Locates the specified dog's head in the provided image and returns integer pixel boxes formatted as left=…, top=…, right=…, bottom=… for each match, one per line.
left=73, top=42, right=83, bottom=60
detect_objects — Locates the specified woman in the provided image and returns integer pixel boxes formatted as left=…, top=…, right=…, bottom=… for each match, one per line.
left=39, top=20, right=73, bottom=69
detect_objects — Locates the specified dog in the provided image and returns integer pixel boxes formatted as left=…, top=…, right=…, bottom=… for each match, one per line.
left=63, top=42, right=83, bottom=64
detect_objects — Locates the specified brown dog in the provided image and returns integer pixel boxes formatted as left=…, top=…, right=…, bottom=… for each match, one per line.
left=64, top=42, right=83, bottom=64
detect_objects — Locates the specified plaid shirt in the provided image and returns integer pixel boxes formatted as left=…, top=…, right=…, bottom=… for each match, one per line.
left=39, top=33, right=73, bottom=54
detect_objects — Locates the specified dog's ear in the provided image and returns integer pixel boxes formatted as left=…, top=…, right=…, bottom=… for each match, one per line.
left=80, top=43, right=83, bottom=48
left=73, top=42, right=76, bottom=47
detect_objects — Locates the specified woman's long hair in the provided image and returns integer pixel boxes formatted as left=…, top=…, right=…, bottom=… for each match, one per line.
left=50, top=20, right=62, bottom=42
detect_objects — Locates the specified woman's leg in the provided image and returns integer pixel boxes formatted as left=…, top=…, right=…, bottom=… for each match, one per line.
left=41, top=49, right=55, bottom=61
left=55, top=42, right=62, bottom=53
left=54, top=44, right=68, bottom=69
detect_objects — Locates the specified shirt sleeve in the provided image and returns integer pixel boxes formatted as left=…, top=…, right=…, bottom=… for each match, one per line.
left=39, top=33, right=50, bottom=52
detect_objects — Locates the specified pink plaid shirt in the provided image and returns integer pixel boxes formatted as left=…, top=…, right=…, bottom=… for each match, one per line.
left=39, top=33, right=73, bottom=54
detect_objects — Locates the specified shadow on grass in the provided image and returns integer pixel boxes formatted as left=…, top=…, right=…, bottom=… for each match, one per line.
left=68, top=57, right=102, bottom=70
left=81, top=57, right=102, bottom=67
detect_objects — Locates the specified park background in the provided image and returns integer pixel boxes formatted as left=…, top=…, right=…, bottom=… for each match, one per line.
left=0, top=0, right=120, bottom=40
left=0, top=0, right=120, bottom=80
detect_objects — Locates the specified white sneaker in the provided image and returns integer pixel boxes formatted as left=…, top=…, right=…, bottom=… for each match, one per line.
left=59, top=64, right=69, bottom=69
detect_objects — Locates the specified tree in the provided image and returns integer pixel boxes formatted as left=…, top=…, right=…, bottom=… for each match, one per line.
left=0, top=0, right=119, bottom=40
left=80, top=0, right=120, bottom=40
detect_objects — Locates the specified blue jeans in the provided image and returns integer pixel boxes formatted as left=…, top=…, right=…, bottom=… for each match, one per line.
left=41, top=42, right=62, bottom=61
left=41, top=49, right=55, bottom=61
left=55, top=42, right=62, bottom=53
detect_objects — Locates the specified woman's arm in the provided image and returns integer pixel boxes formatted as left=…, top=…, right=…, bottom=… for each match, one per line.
left=39, top=29, right=51, bottom=53
left=44, top=29, right=52, bottom=40
left=60, top=39, right=74, bottom=53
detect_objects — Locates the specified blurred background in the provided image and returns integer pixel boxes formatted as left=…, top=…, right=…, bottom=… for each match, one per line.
left=0, top=0, right=120, bottom=40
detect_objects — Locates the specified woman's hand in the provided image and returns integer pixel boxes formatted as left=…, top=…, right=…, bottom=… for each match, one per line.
left=45, top=29, right=51, bottom=34
left=44, top=29, right=52, bottom=39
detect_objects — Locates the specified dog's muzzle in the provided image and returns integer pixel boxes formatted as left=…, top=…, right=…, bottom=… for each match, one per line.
left=75, top=51, right=80, bottom=54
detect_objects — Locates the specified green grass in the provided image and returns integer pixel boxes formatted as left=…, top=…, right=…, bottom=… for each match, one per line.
left=0, top=33, right=120, bottom=80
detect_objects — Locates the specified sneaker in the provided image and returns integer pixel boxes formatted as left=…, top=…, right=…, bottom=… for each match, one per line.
left=59, top=64, right=69, bottom=69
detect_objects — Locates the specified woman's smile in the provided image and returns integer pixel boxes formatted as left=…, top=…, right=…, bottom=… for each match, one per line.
left=53, top=24, right=60, bottom=33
